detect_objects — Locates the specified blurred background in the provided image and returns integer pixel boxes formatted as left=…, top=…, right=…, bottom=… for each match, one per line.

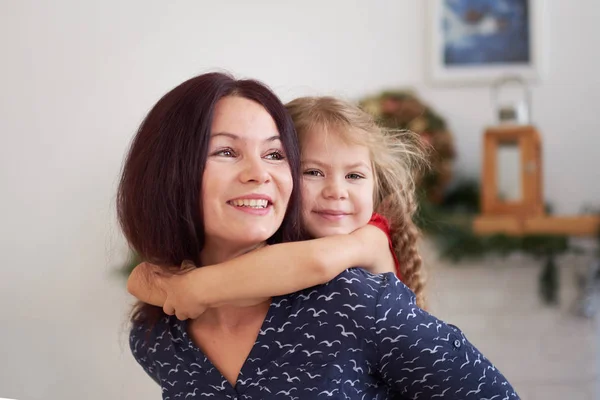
left=1, top=1, right=599, bottom=399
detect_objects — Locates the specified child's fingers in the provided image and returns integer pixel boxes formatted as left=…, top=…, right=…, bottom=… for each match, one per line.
left=163, top=302, right=175, bottom=316
left=175, top=310, right=188, bottom=321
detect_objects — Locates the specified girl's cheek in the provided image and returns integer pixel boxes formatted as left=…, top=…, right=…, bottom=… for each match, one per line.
left=301, top=180, right=318, bottom=203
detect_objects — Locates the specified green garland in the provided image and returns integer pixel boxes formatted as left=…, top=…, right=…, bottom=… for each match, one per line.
left=416, top=181, right=570, bottom=262
left=415, top=179, right=600, bottom=304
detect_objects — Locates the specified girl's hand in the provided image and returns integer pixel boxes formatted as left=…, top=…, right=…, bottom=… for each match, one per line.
left=160, top=262, right=269, bottom=320
left=160, top=261, right=208, bottom=320
left=162, top=272, right=208, bottom=320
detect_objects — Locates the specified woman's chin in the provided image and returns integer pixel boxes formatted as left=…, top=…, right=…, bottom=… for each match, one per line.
left=232, top=229, right=277, bottom=246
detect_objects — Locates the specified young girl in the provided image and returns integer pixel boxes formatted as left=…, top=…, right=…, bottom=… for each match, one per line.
left=127, top=96, right=428, bottom=319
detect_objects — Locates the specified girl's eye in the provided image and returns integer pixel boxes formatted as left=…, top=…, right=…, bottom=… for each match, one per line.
left=213, top=148, right=236, bottom=157
left=346, top=173, right=364, bottom=180
left=303, top=169, right=324, bottom=177
left=265, top=151, right=286, bottom=161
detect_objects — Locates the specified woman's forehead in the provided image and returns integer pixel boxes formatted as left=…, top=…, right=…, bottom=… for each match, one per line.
left=211, top=96, right=279, bottom=140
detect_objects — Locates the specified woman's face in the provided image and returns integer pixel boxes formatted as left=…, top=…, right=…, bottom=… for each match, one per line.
left=202, top=96, right=293, bottom=253
left=300, top=127, right=375, bottom=238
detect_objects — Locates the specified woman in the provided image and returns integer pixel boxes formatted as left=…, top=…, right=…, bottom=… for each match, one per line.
left=120, top=72, right=519, bottom=399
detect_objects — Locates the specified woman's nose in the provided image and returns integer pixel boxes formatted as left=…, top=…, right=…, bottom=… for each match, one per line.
left=239, top=155, right=271, bottom=184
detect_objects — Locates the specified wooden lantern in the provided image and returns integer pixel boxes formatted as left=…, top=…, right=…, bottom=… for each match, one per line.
left=481, top=125, right=544, bottom=218
left=474, top=124, right=600, bottom=236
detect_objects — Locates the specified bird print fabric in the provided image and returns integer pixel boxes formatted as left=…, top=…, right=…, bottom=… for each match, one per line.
left=130, top=268, right=519, bottom=399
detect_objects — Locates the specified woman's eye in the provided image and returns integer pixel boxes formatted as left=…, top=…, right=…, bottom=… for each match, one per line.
left=265, top=151, right=285, bottom=161
left=346, top=173, right=364, bottom=180
left=213, top=148, right=236, bottom=157
left=303, top=169, right=324, bottom=177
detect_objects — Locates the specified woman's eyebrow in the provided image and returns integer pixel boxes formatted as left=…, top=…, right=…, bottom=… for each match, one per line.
left=211, top=132, right=281, bottom=142
left=211, top=132, right=239, bottom=140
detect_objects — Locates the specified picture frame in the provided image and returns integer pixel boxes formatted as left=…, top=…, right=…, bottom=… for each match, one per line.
left=426, top=0, right=546, bottom=86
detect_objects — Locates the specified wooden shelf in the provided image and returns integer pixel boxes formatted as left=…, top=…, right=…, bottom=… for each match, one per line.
left=473, top=215, right=600, bottom=237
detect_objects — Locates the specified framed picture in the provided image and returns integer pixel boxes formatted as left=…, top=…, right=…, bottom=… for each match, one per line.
left=427, top=0, right=546, bottom=85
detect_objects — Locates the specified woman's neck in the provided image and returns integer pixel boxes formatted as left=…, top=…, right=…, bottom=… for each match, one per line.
left=196, top=239, right=270, bottom=330
left=200, top=240, right=266, bottom=266
left=198, top=300, right=271, bottom=332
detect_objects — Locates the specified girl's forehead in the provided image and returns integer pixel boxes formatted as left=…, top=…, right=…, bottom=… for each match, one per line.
left=301, top=134, right=372, bottom=166
left=300, top=124, right=367, bottom=148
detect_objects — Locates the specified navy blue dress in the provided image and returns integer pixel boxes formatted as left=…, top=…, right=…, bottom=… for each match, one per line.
left=130, top=268, right=520, bottom=399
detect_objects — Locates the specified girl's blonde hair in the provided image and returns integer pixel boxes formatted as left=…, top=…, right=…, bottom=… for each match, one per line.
left=285, top=96, right=429, bottom=309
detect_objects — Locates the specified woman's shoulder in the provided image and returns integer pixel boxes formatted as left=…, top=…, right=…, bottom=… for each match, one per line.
left=327, top=268, right=413, bottom=297
left=128, top=315, right=181, bottom=383
left=330, top=268, right=386, bottom=292
left=130, top=314, right=173, bottom=341
left=129, top=315, right=184, bottom=362
left=290, top=268, right=416, bottom=309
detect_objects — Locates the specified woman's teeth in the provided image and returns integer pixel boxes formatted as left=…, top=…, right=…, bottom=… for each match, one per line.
left=229, top=199, right=269, bottom=208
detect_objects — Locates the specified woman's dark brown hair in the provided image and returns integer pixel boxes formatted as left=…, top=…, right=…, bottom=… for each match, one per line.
left=117, top=72, right=305, bottom=326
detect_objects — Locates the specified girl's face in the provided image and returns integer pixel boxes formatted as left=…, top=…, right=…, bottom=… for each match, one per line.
left=300, top=127, right=375, bottom=238
left=202, top=96, right=293, bottom=256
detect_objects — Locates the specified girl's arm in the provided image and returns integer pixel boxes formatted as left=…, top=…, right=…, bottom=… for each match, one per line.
left=127, top=224, right=393, bottom=319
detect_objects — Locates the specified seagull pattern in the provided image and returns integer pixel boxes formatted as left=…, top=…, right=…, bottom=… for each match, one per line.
left=131, top=268, right=519, bottom=399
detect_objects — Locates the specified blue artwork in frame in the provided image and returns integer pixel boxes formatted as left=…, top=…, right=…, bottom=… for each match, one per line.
left=443, top=0, right=530, bottom=66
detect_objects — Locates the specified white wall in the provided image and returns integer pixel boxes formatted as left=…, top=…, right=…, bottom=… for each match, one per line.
left=1, top=1, right=598, bottom=399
